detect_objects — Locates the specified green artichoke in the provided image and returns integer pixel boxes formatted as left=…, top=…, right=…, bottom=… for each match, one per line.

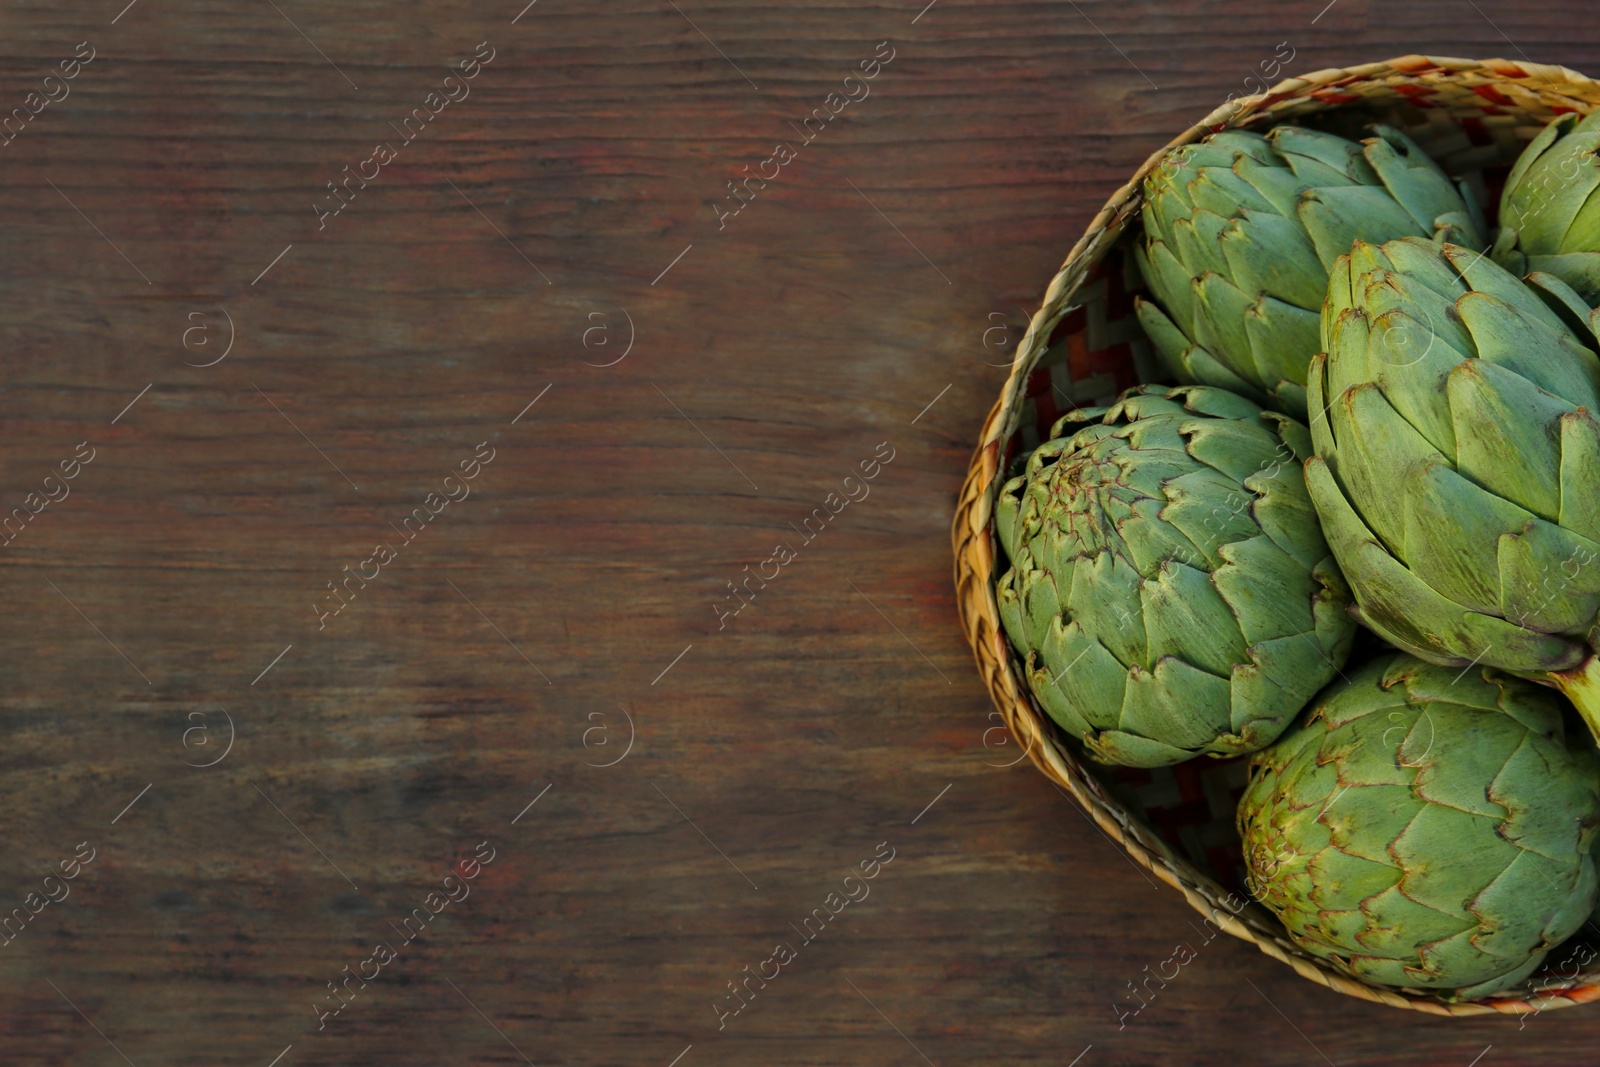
left=1494, top=110, right=1600, bottom=304
left=995, top=384, right=1355, bottom=768
left=1305, top=236, right=1600, bottom=736
left=1135, top=124, right=1486, bottom=418
left=1238, top=653, right=1600, bottom=999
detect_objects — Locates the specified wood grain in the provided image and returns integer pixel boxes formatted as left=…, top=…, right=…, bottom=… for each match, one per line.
left=1, top=1, right=1598, bottom=1063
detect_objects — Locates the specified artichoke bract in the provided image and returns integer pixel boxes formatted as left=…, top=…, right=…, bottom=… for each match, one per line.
left=995, top=384, right=1355, bottom=768
left=1494, top=110, right=1600, bottom=303
left=1305, top=236, right=1600, bottom=737
left=1238, top=654, right=1600, bottom=999
left=1135, top=124, right=1486, bottom=419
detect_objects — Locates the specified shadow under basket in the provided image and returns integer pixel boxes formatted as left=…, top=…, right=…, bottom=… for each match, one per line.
left=952, top=54, right=1600, bottom=1017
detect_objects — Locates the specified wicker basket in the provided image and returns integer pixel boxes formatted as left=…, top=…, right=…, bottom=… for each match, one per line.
left=953, top=55, right=1600, bottom=1017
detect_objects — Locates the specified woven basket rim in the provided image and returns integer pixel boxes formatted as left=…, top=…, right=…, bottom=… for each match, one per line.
left=952, top=53, right=1600, bottom=1017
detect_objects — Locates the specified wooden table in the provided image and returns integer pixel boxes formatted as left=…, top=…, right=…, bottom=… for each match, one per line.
left=2, top=2, right=1596, bottom=1063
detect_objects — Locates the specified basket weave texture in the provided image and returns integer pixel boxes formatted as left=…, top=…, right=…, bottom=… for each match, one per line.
left=952, top=55, right=1600, bottom=1017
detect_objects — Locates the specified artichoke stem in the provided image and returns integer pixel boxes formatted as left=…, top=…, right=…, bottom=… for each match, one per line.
left=1552, top=657, right=1600, bottom=743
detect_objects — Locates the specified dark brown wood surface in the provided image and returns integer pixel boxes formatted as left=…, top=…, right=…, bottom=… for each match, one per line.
left=2, top=1, right=1598, bottom=1064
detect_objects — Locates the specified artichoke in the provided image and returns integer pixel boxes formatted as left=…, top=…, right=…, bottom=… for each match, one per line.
left=1494, top=110, right=1600, bottom=303
left=1238, top=653, right=1600, bottom=999
left=1305, top=236, right=1600, bottom=736
left=995, top=384, right=1355, bottom=768
left=1135, top=124, right=1486, bottom=418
